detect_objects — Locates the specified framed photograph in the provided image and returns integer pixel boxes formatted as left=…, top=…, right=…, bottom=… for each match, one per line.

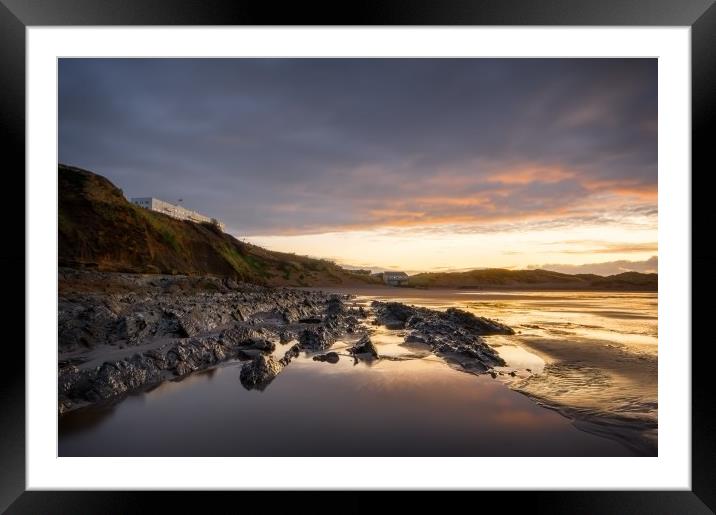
left=3, top=0, right=713, bottom=512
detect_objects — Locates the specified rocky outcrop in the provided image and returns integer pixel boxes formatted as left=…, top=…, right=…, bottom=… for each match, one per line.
left=58, top=271, right=515, bottom=413
left=58, top=272, right=330, bottom=353
left=58, top=273, right=354, bottom=412
left=239, top=355, right=284, bottom=390
left=298, top=295, right=359, bottom=351
left=59, top=332, right=250, bottom=412
left=299, top=325, right=337, bottom=351
left=372, top=301, right=416, bottom=329
left=442, top=307, right=515, bottom=335
left=349, top=335, right=379, bottom=359
left=239, top=342, right=304, bottom=390
left=371, top=301, right=512, bottom=373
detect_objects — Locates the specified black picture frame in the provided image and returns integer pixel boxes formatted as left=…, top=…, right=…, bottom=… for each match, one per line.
left=1, top=1, right=713, bottom=513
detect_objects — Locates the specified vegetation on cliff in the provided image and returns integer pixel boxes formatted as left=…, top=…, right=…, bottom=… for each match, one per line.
left=58, top=164, right=380, bottom=287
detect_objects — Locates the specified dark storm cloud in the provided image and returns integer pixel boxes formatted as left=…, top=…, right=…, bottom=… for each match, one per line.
left=58, top=58, right=657, bottom=235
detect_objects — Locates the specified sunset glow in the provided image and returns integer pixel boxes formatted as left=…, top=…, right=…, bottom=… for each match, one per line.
left=59, top=58, right=657, bottom=275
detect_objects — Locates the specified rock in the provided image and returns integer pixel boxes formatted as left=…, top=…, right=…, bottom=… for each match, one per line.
left=58, top=399, right=73, bottom=414
left=172, top=307, right=230, bottom=337
left=299, top=326, right=336, bottom=351
left=90, top=357, right=161, bottom=400
left=220, top=324, right=262, bottom=346
left=372, top=301, right=510, bottom=373
left=57, top=271, right=359, bottom=412
left=371, top=301, right=415, bottom=329
left=349, top=335, right=379, bottom=359
left=443, top=307, right=515, bottom=335
left=405, top=334, right=426, bottom=344
left=326, top=296, right=345, bottom=316
left=58, top=365, right=82, bottom=396
left=239, top=354, right=284, bottom=390
left=242, top=337, right=276, bottom=353
left=58, top=301, right=119, bottom=351
left=313, top=352, right=340, bottom=363
left=219, top=325, right=276, bottom=352
left=279, top=343, right=302, bottom=366
left=279, top=330, right=295, bottom=344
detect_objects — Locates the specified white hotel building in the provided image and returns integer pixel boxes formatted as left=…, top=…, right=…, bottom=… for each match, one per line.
left=130, top=197, right=225, bottom=232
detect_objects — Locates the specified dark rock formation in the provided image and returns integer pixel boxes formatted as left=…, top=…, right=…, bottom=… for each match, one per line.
left=58, top=272, right=354, bottom=412
left=239, top=355, right=284, bottom=390
left=57, top=269, right=516, bottom=413
left=443, top=307, right=515, bottom=335
left=279, top=343, right=302, bottom=366
left=349, top=335, right=379, bottom=359
left=372, top=301, right=511, bottom=373
left=240, top=343, right=303, bottom=390
left=299, top=326, right=336, bottom=351
left=297, top=295, right=359, bottom=351
left=58, top=272, right=330, bottom=353
left=371, top=301, right=416, bottom=329
left=313, top=352, right=340, bottom=363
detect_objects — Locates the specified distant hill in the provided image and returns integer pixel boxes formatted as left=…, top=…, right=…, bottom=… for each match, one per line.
left=59, top=164, right=657, bottom=291
left=408, top=268, right=657, bottom=291
left=58, top=164, right=382, bottom=287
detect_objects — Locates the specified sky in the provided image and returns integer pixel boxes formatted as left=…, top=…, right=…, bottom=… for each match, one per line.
left=58, top=58, right=657, bottom=275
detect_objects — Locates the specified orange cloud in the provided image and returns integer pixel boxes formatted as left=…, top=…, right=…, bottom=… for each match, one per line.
left=487, top=165, right=576, bottom=185
left=583, top=179, right=657, bottom=200
left=555, top=241, right=658, bottom=254
left=240, top=159, right=656, bottom=236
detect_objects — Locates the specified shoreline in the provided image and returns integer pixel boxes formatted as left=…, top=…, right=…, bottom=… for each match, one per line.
left=58, top=270, right=657, bottom=456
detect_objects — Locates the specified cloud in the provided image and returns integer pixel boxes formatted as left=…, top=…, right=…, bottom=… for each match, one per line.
left=527, top=256, right=658, bottom=276
left=544, top=240, right=658, bottom=254
left=59, top=58, right=657, bottom=237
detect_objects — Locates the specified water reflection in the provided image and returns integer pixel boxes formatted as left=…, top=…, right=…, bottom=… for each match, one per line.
left=350, top=289, right=657, bottom=454
left=59, top=353, right=634, bottom=457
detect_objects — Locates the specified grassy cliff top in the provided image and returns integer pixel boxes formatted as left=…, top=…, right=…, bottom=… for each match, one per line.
left=58, top=164, right=381, bottom=287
